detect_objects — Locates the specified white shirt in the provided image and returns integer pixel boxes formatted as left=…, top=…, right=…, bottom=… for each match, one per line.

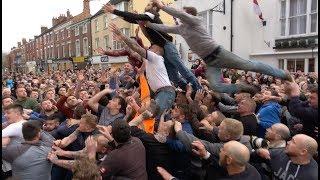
left=2, top=119, right=26, bottom=172
left=2, top=120, right=27, bottom=138
left=145, top=50, right=172, bottom=92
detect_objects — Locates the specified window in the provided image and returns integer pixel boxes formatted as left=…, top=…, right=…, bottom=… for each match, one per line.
left=44, top=48, right=47, bottom=59
left=83, top=23, right=87, bottom=33
left=95, top=20, right=99, bottom=32
left=289, top=0, right=307, bottom=35
left=112, top=2, right=129, bottom=19
left=61, top=30, right=64, bottom=40
left=122, top=28, right=130, bottom=36
left=75, top=40, right=81, bottom=57
left=310, top=0, right=317, bottom=32
left=75, top=26, right=80, bottom=36
left=51, top=46, right=54, bottom=58
left=280, top=1, right=286, bottom=36
left=56, top=33, right=59, bottom=41
left=62, top=45, right=65, bottom=57
left=44, top=36, right=46, bottom=45
left=95, top=38, right=100, bottom=48
left=67, top=29, right=71, bottom=37
left=83, top=38, right=88, bottom=56
left=198, top=10, right=213, bottom=36
left=68, top=43, right=72, bottom=57
left=287, top=59, right=305, bottom=72
left=104, top=35, right=109, bottom=49
left=280, top=0, right=317, bottom=36
left=104, top=15, right=108, bottom=29
left=308, top=58, right=315, bottom=72
left=57, top=45, right=60, bottom=59
left=278, top=59, right=285, bottom=69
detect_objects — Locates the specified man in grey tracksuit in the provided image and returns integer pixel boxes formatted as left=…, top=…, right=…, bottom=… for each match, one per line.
left=147, top=0, right=292, bottom=94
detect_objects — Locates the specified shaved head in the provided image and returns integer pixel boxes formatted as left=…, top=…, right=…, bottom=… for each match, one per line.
left=272, top=123, right=291, bottom=140
left=224, top=141, right=250, bottom=166
left=296, top=134, right=318, bottom=156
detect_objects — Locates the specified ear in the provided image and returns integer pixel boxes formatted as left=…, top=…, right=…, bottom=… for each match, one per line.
left=226, top=156, right=232, bottom=165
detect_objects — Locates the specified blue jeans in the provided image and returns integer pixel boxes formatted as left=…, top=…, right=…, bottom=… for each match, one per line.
left=163, top=42, right=202, bottom=91
left=204, top=47, right=287, bottom=94
left=155, top=88, right=176, bottom=114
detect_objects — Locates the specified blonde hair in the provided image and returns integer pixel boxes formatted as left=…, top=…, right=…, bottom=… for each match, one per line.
left=222, top=118, right=244, bottom=140
left=73, top=157, right=101, bottom=180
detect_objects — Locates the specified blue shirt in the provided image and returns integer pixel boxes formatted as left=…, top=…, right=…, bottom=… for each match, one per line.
left=257, top=101, right=281, bottom=137
left=166, top=120, right=193, bottom=152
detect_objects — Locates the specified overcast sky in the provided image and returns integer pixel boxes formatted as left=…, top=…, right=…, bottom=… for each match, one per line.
left=2, top=0, right=108, bottom=53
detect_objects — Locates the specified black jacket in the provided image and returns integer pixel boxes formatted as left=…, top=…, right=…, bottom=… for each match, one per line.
left=113, top=10, right=173, bottom=47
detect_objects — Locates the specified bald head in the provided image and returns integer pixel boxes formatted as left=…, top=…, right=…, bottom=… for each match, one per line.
left=296, top=134, right=318, bottom=157
left=272, top=123, right=291, bottom=141
left=224, top=141, right=250, bottom=166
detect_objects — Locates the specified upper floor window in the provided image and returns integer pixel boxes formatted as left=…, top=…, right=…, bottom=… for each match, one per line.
left=83, top=23, right=87, bottom=34
left=75, top=26, right=80, bottom=36
left=280, top=0, right=318, bottom=36
left=95, top=20, right=99, bottom=32
left=104, top=15, right=108, bottom=29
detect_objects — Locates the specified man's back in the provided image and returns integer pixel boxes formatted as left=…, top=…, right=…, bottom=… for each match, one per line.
left=101, top=137, right=148, bottom=180
left=2, top=138, right=53, bottom=180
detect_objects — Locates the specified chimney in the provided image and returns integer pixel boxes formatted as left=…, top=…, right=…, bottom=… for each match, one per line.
left=66, top=9, right=71, bottom=18
left=41, top=26, right=48, bottom=33
left=83, top=0, right=90, bottom=15
left=52, top=17, right=57, bottom=26
left=18, top=42, right=21, bottom=47
left=22, top=38, right=27, bottom=45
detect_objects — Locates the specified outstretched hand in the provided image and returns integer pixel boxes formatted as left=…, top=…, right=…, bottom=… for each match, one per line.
left=95, top=47, right=106, bottom=55
left=151, top=0, right=165, bottom=8
left=109, top=23, right=124, bottom=42
left=103, top=3, right=115, bottom=13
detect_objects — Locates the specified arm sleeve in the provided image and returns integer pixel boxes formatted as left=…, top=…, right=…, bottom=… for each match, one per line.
left=288, top=96, right=316, bottom=121
left=146, top=50, right=161, bottom=63
left=166, top=138, right=187, bottom=152
left=2, top=124, right=21, bottom=137
left=56, top=96, right=68, bottom=112
left=147, top=23, right=180, bottom=34
left=113, top=10, right=152, bottom=23
left=162, top=6, right=199, bottom=25
left=218, top=102, right=238, bottom=114
left=175, top=130, right=221, bottom=155
left=104, top=49, right=129, bottom=57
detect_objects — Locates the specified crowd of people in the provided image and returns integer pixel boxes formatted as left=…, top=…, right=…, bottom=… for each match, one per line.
left=2, top=0, right=318, bottom=180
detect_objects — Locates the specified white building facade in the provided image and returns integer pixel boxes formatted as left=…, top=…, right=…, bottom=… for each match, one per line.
left=174, top=0, right=318, bottom=73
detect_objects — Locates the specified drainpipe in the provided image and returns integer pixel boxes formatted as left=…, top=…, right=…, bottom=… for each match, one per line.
left=230, top=0, right=233, bottom=52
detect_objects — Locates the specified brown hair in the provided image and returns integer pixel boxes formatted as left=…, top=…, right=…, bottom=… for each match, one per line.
left=183, top=6, right=198, bottom=16
left=81, top=114, right=98, bottom=129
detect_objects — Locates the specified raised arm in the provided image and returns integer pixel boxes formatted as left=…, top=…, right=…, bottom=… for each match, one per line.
left=146, top=22, right=180, bottom=34
left=87, top=88, right=114, bottom=113
left=152, top=0, right=199, bottom=24
left=103, top=3, right=153, bottom=23
left=96, top=47, right=129, bottom=57
left=109, top=23, right=146, bottom=59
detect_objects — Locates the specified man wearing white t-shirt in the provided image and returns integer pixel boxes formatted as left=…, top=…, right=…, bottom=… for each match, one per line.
left=2, top=104, right=27, bottom=176
left=110, top=23, right=175, bottom=114
left=2, top=104, right=27, bottom=146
